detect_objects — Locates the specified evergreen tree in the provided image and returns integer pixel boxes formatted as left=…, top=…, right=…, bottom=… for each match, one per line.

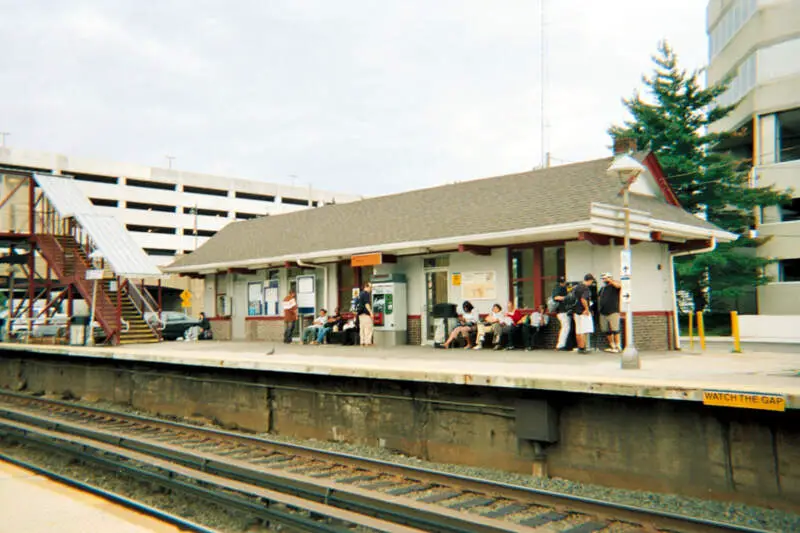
left=609, top=41, right=788, bottom=312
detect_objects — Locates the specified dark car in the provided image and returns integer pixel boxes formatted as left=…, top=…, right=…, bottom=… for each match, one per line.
left=146, top=311, right=201, bottom=341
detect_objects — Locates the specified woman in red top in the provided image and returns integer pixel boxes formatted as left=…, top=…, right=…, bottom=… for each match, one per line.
left=503, top=301, right=524, bottom=350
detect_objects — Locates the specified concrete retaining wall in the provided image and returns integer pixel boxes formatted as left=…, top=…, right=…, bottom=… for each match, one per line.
left=0, top=351, right=794, bottom=510
left=739, top=315, right=800, bottom=343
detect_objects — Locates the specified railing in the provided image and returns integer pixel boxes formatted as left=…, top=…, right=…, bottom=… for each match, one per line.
left=126, top=279, right=162, bottom=339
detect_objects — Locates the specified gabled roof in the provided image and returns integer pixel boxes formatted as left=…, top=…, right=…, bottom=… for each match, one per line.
left=165, top=154, right=735, bottom=273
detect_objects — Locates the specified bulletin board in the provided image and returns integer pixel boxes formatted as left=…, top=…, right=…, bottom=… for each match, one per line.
left=460, top=271, right=496, bottom=300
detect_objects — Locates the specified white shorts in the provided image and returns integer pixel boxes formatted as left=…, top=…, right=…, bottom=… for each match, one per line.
left=575, top=314, right=594, bottom=335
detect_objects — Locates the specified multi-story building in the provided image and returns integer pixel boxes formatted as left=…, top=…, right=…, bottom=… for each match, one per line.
left=0, top=146, right=360, bottom=311
left=707, top=0, right=800, bottom=314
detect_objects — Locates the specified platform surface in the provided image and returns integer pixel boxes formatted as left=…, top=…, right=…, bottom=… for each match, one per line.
left=0, top=460, right=183, bottom=533
left=2, top=341, right=799, bottom=408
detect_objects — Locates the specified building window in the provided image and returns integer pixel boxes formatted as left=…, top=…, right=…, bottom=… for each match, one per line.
left=235, top=191, right=275, bottom=202
left=143, top=247, right=176, bottom=257
left=779, top=259, right=800, bottom=282
left=182, top=228, right=216, bottom=237
left=183, top=206, right=227, bottom=217
left=235, top=212, right=260, bottom=220
left=184, top=185, right=228, bottom=197
left=423, top=256, right=449, bottom=269
left=282, top=196, right=311, bottom=207
left=126, top=201, right=176, bottom=213
left=248, top=282, right=264, bottom=316
left=709, top=0, right=756, bottom=59
left=90, top=198, right=118, bottom=207
left=777, top=108, right=800, bottom=163
left=127, top=224, right=176, bottom=235
left=125, top=178, right=176, bottom=191
left=337, top=262, right=364, bottom=311
left=717, top=53, right=756, bottom=108
left=542, top=245, right=566, bottom=303
left=780, top=198, right=800, bottom=222
left=67, top=172, right=118, bottom=184
left=510, top=249, right=534, bottom=309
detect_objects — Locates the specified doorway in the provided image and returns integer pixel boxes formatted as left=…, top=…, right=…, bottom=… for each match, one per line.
left=424, top=270, right=449, bottom=341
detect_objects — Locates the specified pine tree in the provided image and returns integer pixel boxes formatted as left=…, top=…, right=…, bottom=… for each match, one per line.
left=609, top=41, right=788, bottom=312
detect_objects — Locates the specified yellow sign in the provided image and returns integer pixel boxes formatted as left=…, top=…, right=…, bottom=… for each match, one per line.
left=180, top=290, right=192, bottom=308
left=451, top=273, right=462, bottom=286
left=351, top=253, right=382, bottom=267
left=702, top=390, right=786, bottom=412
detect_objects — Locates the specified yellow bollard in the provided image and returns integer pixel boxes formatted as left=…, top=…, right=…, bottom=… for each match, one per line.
left=731, top=311, right=741, bottom=353
left=697, top=311, right=706, bottom=351
left=688, top=312, right=694, bottom=350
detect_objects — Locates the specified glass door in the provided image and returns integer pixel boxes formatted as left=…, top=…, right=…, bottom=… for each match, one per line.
left=425, top=270, right=449, bottom=341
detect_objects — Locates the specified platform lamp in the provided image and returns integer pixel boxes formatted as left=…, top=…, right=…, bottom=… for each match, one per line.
left=86, top=250, right=104, bottom=346
left=606, top=154, right=646, bottom=369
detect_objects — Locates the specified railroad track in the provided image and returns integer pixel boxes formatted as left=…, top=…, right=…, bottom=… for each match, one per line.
left=0, top=390, right=769, bottom=533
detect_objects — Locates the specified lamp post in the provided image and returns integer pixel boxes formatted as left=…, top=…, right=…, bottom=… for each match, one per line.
left=607, top=154, right=646, bottom=369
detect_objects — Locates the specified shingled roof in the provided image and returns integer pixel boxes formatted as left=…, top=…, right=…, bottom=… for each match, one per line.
left=166, top=155, right=733, bottom=273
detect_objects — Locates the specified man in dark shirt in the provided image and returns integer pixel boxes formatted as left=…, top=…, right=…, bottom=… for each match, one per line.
left=551, top=277, right=570, bottom=351
left=572, top=274, right=594, bottom=354
left=598, top=272, right=622, bottom=353
left=357, top=282, right=374, bottom=346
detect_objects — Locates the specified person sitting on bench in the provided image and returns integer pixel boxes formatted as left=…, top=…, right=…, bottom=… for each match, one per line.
left=302, top=309, right=328, bottom=344
left=440, top=301, right=479, bottom=349
left=522, top=304, right=549, bottom=351
left=474, top=303, right=507, bottom=350
left=317, top=307, right=343, bottom=344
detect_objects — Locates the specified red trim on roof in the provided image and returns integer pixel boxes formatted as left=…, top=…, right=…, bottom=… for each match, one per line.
left=642, top=152, right=681, bottom=207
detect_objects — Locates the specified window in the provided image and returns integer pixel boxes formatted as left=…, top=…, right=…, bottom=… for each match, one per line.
left=337, top=263, right=358, bottom=310
left=510, top=249, right=534, bottom=309
left=126, top=201, right=176, bottom=213
left=182, top=228, right=216, bottom=237
left=126, top=224, right=176, bottom=235
left=67, top=172, right=118, bottom=184
left=184, top=185, right=228, bottom=197
left=183, top=206, right=227, bottom=217
left=248, top=282, right=264, bottom=316
left=90, top=198, right=118, bottom=207
left=126, top=178, right=176, bottom=191
left=777, top=109, right=800, bottom=163
left=717, top=53, right=756, bottom=108
left=542, top=246, right=566, bottom=303
left=780, top=198, right=800, bottom=222
left=143, top=247, right=176, bottom=257
left=235, top=212, right=260, bottom=220
left=709, top=0, right=756, bottom=58
left=423, top=256, right=449, bottom=268
left=235, top=191, right=275, bottom=202
left=779, top=259, right=800, bottom=282
left=282, top=196, right=310, bottom=206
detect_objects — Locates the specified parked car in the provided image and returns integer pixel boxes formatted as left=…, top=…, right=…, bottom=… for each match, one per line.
left=145, top=311, right=201, bottom=341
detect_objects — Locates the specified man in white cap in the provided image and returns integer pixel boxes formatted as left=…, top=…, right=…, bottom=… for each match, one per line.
left=598, top=272, right=622, bottom=353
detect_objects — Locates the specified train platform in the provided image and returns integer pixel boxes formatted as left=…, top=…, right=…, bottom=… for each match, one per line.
left=2, top=341, right=799, bottom=409
left=0, top=459, right=186, bottom=533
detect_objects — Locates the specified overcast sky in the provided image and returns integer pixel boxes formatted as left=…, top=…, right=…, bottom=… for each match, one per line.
left=1, top=1, right=709, bottom=196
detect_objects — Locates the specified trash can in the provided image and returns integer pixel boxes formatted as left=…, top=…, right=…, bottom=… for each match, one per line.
left=432, top=303, right=458, bottom=345
left=69, top=316, right=90, bottom=345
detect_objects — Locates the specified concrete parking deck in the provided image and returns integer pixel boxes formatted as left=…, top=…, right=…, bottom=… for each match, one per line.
left=2, top=341, right=799, bottom=408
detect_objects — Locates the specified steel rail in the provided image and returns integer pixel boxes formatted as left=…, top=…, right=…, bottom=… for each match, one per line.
left=0, top=419, right=423, bottom=533
left=0, top=391, right=773, bottom=533
left=0, top=452, right=220, bottom=533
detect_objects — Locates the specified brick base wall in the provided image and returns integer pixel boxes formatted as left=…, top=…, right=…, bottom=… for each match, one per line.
left=622, top=313, right=673, bottom=352
left=407, top=316, right=422, bottom=345
left=209, top=318, right=231, bottom=341
left=245, top=319, right=284, bottom=342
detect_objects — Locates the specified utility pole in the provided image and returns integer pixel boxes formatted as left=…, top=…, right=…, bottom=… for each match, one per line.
left=166, top=155, right=176, bottom=169
left=0, top=132, right=10, bottom=147
left=193, top=203, right=199, bottom=251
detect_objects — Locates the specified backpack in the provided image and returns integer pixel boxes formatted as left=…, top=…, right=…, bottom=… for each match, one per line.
left=546, top=296, right=558, bottom=313
left=563, top=288, right=579, bottom=314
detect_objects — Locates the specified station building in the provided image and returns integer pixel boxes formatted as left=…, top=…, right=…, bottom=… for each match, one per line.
left=164, top=152, right=737, bottom=351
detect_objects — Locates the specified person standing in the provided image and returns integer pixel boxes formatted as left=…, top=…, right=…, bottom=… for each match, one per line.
left=552, top=277, right=570, bottom=351
left=598, top=273, right=622, bottom=353
left=357, top=282, right=374, bottom=346
left=282, top=290, right=298, bottom=344
left=573, top=274, right=595, bottom=354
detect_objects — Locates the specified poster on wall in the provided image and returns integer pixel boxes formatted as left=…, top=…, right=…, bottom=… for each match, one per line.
left=264, top=280, right=279, bottom=316
left=461, top=271, right=496, bottom=300
left=247, top=282, right=263, bottom=316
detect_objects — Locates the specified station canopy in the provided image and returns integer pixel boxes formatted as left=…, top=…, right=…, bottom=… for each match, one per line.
left=34, top=173, right=164, bottom=278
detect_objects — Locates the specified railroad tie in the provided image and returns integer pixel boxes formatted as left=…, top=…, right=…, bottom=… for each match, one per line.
left=483, top=503, right=527, bottom=518
left=385, top=484, right=434, bottom=496
left=337, top=474, right=380, bottom=484
left=360, top=480, right=401, bottom=491
left=418, top=490, right=462, bottom=504
left=562, top=520, right=610, bottom=533
left=447, top=497, right=496, bottom=511
left=519, top=511, right=568, bottom=528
